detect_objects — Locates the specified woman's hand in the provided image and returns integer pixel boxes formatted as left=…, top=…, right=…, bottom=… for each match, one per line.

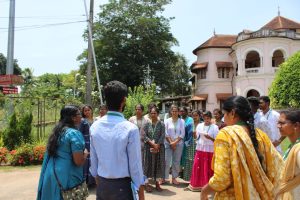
left=200, top=184, right=213, bottom=200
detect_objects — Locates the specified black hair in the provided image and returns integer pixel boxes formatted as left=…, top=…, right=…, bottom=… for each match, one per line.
left=81, top=104, right=93, bottom=118
left=150, top=106, right=159, bottom=114
left=135, top=103, right=144, bottom=111
left=99, top=104, right=108, bottom=110
left=247, top=96, right=260, bottom=107
left=203, top=111, right=213, bottom=118
left=191, top=110, right=201, bottom=116
left=170, top=104, right=178, bottom=111
left=147, top=102, right=157, bottom=112
left=104, top=81, right=128, bottom=111
left=259, top=96, right=270, bottom=104
left=47, top=105, right=79, bottom=157
left=223, top=96, right=263, bottom=165
left=280, top=109, right=300, bottom=124
left=213, top=108, right=223, bottom=116
left=180, top=106, right=188, bottom=112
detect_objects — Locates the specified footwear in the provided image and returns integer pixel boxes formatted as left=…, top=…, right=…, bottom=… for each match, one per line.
left=171, top=178, right=180, bottom=185
left=145, top=184, right=153, bottom=193
left=159, top=179, right=167, bottom=185
left=155, top=182, right=163, bottom=192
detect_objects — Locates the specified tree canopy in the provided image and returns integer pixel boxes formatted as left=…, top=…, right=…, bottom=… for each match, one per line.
left=78, top=0, right=191, bottom=96
left=269, top=51, right=300, bottom=108
left=0, top=53, right=22, bottom=75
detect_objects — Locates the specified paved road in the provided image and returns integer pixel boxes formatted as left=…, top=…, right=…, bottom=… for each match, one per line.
left=0, top=166, right=200, bottom=200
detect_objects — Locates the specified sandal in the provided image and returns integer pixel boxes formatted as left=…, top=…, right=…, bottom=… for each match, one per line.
left=145, top=184, right=153, bottom=193
left=155, top=182, right=163, bottom=192
left=171, top=178, right=180, bottom=185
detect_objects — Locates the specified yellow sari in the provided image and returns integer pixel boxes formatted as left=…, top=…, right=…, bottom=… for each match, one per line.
left=209, top=125, right=284, bottom=199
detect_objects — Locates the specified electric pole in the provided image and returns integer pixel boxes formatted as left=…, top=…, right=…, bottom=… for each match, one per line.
left=85, top=0, right=94, bottom=105
left=6, top=0, right=15, bottom=75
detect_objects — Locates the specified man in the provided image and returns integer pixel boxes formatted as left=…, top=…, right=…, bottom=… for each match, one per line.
left=247, top=96, right=272, bottom=137
left=259, top=96, right=284, bottom=153
left=90, top=81, right=145, bottom=200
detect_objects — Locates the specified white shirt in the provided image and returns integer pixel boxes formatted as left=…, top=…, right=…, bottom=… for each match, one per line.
left=196, top=123, right=219, bottom=152
left=260, top=109, right=282, bottom=153
left=254, top=112, right=272, bottom=138
left=164, top=118, right=185, bottom=145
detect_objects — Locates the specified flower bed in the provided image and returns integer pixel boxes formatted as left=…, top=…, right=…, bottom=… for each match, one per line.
left=0, top=144, right=46, bottom=166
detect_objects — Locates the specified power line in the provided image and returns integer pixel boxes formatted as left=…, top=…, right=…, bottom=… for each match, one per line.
left=0, top=20, right=87, bottom=32
left=0, top=14, right=86, bottom=19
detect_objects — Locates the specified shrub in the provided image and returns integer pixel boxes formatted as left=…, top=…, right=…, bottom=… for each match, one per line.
left=8, top=143, right=46, bottom=166
left=3, top=112, right=20, bottom=150
left=0, top=147, right=9, bottom=164
left=31, top=145, right=46, bottom=165
left=9, top=144, right=33, bottom=166
left=18, top=112, right=33, bottom=144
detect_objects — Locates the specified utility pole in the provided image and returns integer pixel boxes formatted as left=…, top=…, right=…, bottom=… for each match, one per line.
left=85, top=0, right=94, bottom=105
left=6, top=0, right=15, bottom=75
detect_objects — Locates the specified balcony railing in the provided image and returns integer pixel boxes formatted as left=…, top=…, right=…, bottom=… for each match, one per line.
left=245, top=67, right=261, bottom=74
left=237, top=29, right=300, bottom=42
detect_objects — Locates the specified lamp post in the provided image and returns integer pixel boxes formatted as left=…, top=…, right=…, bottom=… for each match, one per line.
left=74, top=73, right=80, bottom=98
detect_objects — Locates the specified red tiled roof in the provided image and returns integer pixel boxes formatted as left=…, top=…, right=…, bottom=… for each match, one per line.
left=189, top=94, right=208, bottom=101
left=193, top=35, right=237, bottom=55
left=190, top=62, right=208, bottom=73
left=216, top=62, right=233, bottom=68
left=216, top=93, right=232, bottom=100
left=261, top=16, right=300, bottom=30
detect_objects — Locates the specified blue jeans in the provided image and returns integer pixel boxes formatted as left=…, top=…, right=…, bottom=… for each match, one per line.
left=164, top=143, right=184, bottom=179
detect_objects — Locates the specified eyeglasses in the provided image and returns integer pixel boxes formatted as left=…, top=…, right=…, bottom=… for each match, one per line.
left=277, top=121, right=291, bottom=126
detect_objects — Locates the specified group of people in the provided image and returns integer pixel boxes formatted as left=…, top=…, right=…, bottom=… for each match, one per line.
left=36, top=80, right=300, bottom=200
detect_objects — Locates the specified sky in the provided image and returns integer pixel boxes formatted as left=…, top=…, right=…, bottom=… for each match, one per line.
left=0, top=0, right=300, bottom=76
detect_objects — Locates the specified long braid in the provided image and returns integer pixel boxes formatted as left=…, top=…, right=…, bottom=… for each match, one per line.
left=247, top=112, right=263, bottom=165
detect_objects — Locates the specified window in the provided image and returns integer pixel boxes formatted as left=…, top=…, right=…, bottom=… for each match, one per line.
left=217, top=67, right=230, bottom=78
left=198, top=69, right=206, bottom=79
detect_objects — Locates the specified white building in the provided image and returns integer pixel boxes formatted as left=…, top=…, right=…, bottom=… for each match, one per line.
left=190, top=15, right=300, bottom=112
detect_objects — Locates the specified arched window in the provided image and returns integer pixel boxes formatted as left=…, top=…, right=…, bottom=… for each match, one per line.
left=272, top=50, right=284, bottom=67
left=245, top=51, right=260, bottom=68
left=246, top=89, right=260, bottom=97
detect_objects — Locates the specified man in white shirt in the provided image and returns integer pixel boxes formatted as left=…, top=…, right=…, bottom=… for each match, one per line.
left=259, top=96, right=284, bottom=153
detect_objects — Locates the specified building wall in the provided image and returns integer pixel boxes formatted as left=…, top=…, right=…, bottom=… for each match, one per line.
left=193, top=37, right=300, bottom=111
left=194, top=48, right=233, bottom=111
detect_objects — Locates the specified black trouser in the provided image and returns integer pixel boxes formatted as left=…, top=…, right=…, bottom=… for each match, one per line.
left=96, top=176, right=134, bottom=200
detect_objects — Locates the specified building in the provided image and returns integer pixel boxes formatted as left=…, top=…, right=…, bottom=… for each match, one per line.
left=190, top=15, right=300, bottom=111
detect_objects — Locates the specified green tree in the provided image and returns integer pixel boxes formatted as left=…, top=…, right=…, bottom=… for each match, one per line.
left=79, top=0, right=189, bottom=95
left=269, top=51, right=300, bottom=108
left=123, top=84, right=156, bottom=119
left=0, top=53, right=22, bottom=75
left=3, top=112, right=20, bottom=150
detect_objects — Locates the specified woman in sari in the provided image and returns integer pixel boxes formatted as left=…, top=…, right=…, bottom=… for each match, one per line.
left=143, top=107, right=165, bottom=192
left=201, top=96, right=284, bottom=200
left=276, top=109, right=300, bottom=199
left=180, top=107, right=194, bottom=182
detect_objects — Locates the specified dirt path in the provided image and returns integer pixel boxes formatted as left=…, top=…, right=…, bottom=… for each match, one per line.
left=0, top=166, right=200, bottom=200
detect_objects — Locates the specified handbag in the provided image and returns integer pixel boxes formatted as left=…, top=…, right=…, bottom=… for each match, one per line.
left=53, top=159, right=89, bottom=200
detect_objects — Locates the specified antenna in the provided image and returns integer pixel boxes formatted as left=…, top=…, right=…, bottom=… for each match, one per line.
left=213, top=28, right=216, bottom=36
left=278, top=6, right=280, bottom=16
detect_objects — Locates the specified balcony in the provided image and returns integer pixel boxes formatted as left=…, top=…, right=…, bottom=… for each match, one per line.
left=237, top=29, right=300, bottom=42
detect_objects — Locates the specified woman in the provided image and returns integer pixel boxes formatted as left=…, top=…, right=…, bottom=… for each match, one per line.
left=201, top=96, right=284, bottom=200
left=143, top=107, right=165, bottom=192
left=213, top=108, right=225, bottom=129
left=162, top=105, right=185, bottom=185
left=189, top=111, right=219, bottom=191
left=79, top=105, right=95, bottom=186
left=276, top=109, right=300, bottom=199
left=94, top=104, right=108, bottom=121
left=180, top=107, right=195, bottom=182
left=37, top=105, right=89, bottom=200
left=129, top=104, right=148, bottom=157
